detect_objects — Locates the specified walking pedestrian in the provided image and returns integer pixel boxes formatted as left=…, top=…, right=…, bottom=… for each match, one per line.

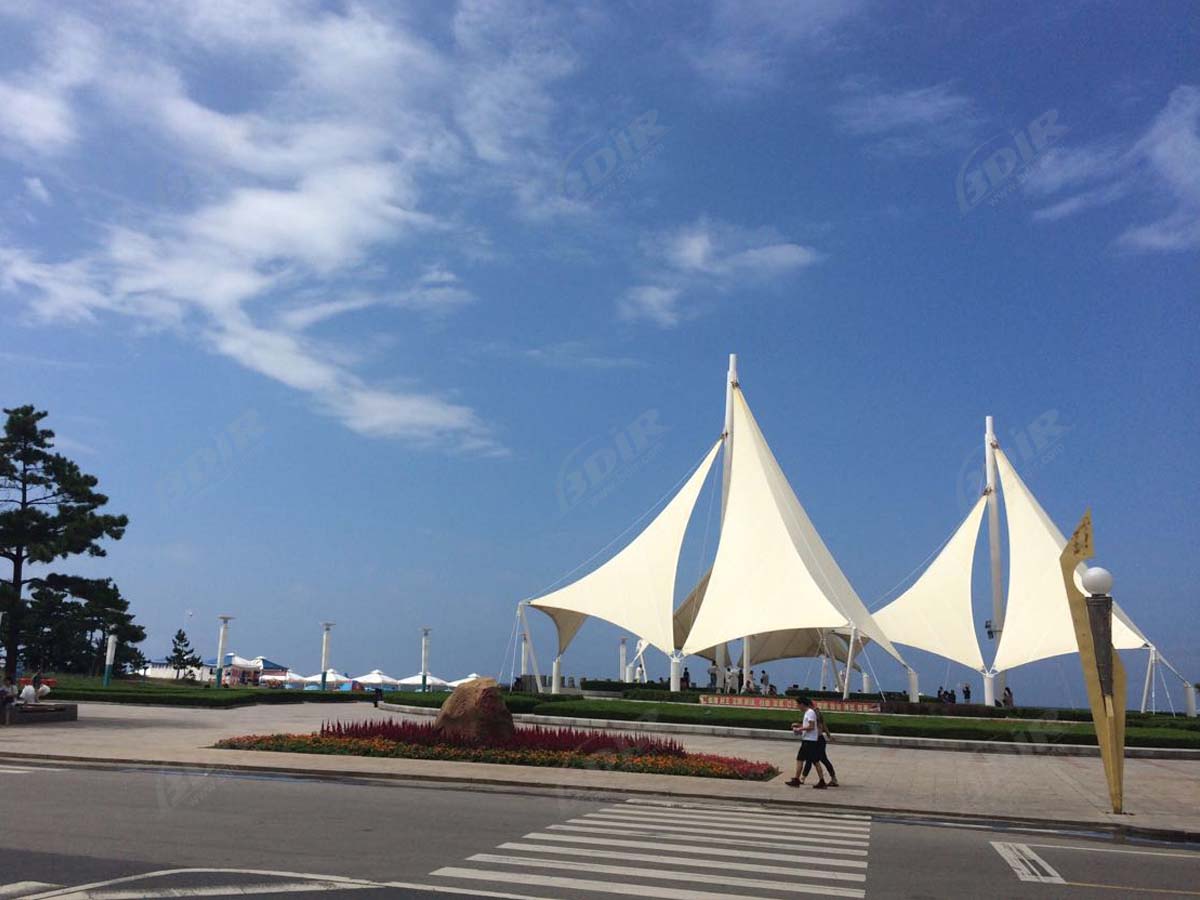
left=962, top=683, right=972, bottom=703
left=811, top=703, right=839, bottom=788
left=786, top=697, right=824, bottom=787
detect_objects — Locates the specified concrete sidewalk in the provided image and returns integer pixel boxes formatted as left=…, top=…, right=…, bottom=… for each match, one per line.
left=3, top=702, right=1197, bottom=839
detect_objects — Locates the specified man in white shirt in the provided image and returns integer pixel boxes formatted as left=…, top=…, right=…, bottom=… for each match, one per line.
left=786, top=697, right=822, bottom=787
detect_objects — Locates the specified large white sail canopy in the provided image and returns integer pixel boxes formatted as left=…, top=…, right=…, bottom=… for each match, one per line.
left=873, top=498, right=988, bottom=671
left=531, top=440, right=722, bottom=656
left=991, top=448, right=1149, bottom=673
left=682, top=389, right=905, bottom=664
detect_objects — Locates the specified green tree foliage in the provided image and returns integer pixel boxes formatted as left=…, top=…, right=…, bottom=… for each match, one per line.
left=0, top=405, right=131, bottom=677
left=166, top=628, right=202, bottom=679
left=23, top=576, right=146, bottom=674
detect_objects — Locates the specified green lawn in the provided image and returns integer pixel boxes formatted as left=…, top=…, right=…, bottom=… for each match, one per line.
left=38, top=675, right=1199, bottom=748
left=529, top=699, right=1200, bottom=748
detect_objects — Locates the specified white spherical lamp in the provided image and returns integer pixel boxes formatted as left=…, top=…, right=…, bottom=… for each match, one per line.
left=1082, top=566, right=1114, bottom=596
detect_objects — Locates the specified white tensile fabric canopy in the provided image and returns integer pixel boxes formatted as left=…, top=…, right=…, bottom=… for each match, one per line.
left=873, top=497, right=989, bottom=672
left=448, top=673, right=485, bottom=687
left=531, top=440, right=722, bottom=656
left=682, top=389, right=905, bottom=664
left=737, top=628, right=861, bottom=670
left=398, top=673, right=450, bottom=688
left=303, top=669, right=351, bottom=685
left=991, top=448, right=1148, bottom=673
left=352, top=669, right=401, bottom=686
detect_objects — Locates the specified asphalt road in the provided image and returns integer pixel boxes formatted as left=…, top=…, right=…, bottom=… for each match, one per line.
left=1, top=761, right=1197, bottom=899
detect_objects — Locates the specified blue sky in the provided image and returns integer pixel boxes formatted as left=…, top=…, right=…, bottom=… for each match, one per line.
left=2, top=1, right=1197, bottom=706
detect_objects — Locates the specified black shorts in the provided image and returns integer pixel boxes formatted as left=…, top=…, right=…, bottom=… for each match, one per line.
left=797, top=741, right=821, bottom=762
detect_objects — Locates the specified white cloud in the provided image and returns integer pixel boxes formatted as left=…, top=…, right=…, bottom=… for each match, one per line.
left=619, top=285, right=684, bottom=328
left=833, top=80, right=980, bottom=157
left=24, top=176, right=51, bottom=204
left=687, top=0, right=862, bottom=92
left=0, top=16, right=101, bottom=156
left=621, top=218, right=824, bottom=327
left=1024, top=85, right=1200, bottom=252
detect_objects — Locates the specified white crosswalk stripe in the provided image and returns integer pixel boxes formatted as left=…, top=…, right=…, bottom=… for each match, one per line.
left=432, top=800, right=874, bottom=899
left=0, top=765, right=61, bottom=775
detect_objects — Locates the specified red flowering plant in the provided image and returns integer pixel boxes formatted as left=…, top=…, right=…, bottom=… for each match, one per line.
left=215, top=719, right=778, bottom=781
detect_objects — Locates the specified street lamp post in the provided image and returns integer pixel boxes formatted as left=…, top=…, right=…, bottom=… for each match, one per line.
left=320, top=622, right=335, bottom=691
left=215, top=616, right=234, bottom=687
left=420, top=627, right=431, bottom=692
left=102, top=633, right=118, bottom=687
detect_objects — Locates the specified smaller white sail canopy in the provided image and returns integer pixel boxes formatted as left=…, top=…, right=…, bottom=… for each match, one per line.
left=991, top=448, right=1149, bottom=673
left=531, top=440, right=722, bottom=656
left=304, top=669, right=351, bottom=685
left=448, top=673, right=485, bottom=687
left=682, top=389, right=905, bottom=665
left=353, top=669, right=401, bottom=686
left=873, top=497, right=988, bottom=671
left=398, top=672, right=450, bottom=688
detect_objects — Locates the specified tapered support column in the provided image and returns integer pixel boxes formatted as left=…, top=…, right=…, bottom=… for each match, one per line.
left=619, top=638, right=627, bottom=681
left=907, top=668, right=920, bottom=703
left=1186, top=683, right=1198, bottom=718
left=519, top=633, right=529, bottom=677
left=741, top=635, right=751, bottom=691
left=551, top=655, right=561, bottom=694
left=983, top=672, right=996, bottom=708
left=670, top=655, right=682, bottom=692
left=1140, top=647, right=1156, bottom=714
left=842, top=628, right=858, bottom=700
left=625, top=662, right=635, bottom=683
left=861, top=672, right=872, bottom=693
left=321, top=622, right=335, bottom=691
left=102, top=634, right=117, bottom=687
left=215, top=615, right=233, bottom=687
left=985, top=417, right=1006, bottom=698
left=419, top=627, right=430, bottom=693
left=820, top=655, right=830, bottom=692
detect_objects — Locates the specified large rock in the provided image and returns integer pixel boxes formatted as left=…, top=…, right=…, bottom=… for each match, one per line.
left=433, top=677, right=514, bottom=743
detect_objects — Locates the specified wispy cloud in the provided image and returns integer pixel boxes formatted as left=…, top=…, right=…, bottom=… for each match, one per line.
left=24, top=177, right=51, bottom=204
left=1024, top=85, right=1200, bottom=251
left=834, top=79, right=981, bottom=157
left=0, top=2, right=605, bottom=454
left=685, top=0, right=862, bottom=93
left=620, top=217, right=823, bottom=328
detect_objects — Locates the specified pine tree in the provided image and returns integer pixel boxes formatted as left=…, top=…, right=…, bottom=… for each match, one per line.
left=0, top=406, right=129, bottom=678
left=166, top=629, right=202, bottom=680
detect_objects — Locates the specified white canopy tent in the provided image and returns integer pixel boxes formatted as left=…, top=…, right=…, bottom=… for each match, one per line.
left=352, top=669, right=401, bottom=687
left=527, top=355, right=906, bottom=697
left=397, top=673, right=450, bottom=690
left=448, top=673, right=485, bottom=687
left=870, top=424, right=1170, bottom=710
left=681, top=389, right=906, bottom=668
left=531, top=440, right=722, bottom=657
left=991, top=448, right=1148, bottom=671
left=303, top=669, right=351, bottom=685
left=873, top=497, right=989, bottom=673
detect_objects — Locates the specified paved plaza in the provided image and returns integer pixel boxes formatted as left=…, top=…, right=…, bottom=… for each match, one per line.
left=3, top=703, right=1197, bottom=839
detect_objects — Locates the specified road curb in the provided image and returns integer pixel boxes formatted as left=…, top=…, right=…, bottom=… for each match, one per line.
left=376, top=702, right=1200, bottom=760
left=8, top=750, right=1198, bottom=845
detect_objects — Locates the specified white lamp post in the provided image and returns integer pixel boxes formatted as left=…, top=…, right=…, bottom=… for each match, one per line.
left=320, top=621, right=335, bottom=690
left=420, top=627, right=431, bottom=692
left=215, top=615, right=234, bottom=687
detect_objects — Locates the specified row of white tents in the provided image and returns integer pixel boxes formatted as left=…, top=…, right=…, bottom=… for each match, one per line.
left=258, top=669, right=485, bottom=690
left=521, top=355, right=1195, bottom=715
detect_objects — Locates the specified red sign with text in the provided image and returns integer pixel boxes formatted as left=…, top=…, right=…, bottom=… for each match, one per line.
left=699, top=694, right=880, bottom=713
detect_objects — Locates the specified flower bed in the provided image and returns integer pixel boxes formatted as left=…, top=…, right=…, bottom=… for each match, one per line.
left=215, top=719, right=778, bottom=780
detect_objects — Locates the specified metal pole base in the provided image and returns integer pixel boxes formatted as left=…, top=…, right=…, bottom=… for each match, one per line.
left=983, top=672, right=996, bottom=708
left=669, top=656, right=682, bottom=693
left=907, top=668, right=919, bottom=703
